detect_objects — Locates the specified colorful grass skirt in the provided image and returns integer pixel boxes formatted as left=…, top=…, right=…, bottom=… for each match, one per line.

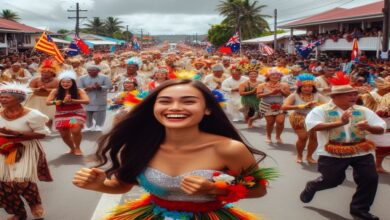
left=105, top=194, right=259, bottom=220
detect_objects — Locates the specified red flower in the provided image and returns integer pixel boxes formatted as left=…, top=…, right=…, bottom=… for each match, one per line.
left=213, top=171, right=221, bottom=177
left=243, top=176, right=255, bottom=182
left=259, top=179, right=268, bottom=187
left=216, top=184, right=249, bottom=203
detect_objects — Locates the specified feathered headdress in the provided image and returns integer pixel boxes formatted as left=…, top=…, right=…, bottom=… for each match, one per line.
left=0, top=82, right=31, bottom=97
left=123, top=90, right=149, bottom=106
left=329, top=72, right=356, bottom=95
left=212, top=90, right=226, bottom=108
left=174, top=70, right=202, bottom=81
left=126, top=57, right=143, bottom=67
left=296, top=73, right=316, bottom=87
left=58, top=70, right=77, bottom=80
left=38, top=58, right=60, bottom=74
left=260, top=66, right=290, bottom=76
left=264, top=67, right=283, bottom=78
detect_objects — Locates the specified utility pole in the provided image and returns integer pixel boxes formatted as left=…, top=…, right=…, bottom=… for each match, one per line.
left=68, top=2, right=87, bottom=37
left=140, top=28, right=143, bottom=48
left=274, top=9, right=278, bottom=52
left=126, top=25, right=129, bottom=42
left=382, top=0, right=390, bottom=55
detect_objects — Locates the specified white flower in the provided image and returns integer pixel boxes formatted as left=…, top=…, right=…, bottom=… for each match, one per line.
left=212, top=174, right=235, bottom=184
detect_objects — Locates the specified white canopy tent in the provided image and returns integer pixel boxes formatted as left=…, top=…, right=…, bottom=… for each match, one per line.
left=242, top=30, right=306, bottom=44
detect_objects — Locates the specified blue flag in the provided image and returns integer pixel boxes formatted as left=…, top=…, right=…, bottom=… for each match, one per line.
left=225, top=32, right=240, bottom=53
left=296, top=40, right=322, bottom=59
left=66, top=42, right=80, bottom=56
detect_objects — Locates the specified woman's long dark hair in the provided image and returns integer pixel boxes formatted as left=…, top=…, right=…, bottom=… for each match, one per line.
left=56, top=79, right=79, bottom=100
left=96, top=79, right=266, bottom=184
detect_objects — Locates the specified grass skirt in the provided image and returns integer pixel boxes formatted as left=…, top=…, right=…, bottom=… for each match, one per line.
left=105, top=194, right=259, bottom=220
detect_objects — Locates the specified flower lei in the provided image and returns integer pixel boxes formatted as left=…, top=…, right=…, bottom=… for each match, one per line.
left=212, top=165, right=279, bottom=204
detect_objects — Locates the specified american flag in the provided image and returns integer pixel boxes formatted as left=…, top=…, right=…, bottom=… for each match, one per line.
left=225, top=32, right=240, bottom=53
left=34, top=32, right=64, bottom=63
left=259, top=43, right=274, bottom=56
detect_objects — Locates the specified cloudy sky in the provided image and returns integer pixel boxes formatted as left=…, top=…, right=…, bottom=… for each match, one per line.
left=1, top=0, right=382, bottom=35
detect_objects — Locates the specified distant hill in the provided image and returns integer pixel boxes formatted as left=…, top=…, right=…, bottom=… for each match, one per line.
left=151, top=34, right=208, bottom=43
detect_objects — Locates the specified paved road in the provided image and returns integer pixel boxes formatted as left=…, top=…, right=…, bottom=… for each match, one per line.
left=1, top=113, right=389, bottom=220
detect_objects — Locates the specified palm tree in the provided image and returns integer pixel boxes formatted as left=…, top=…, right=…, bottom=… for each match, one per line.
left=104, top=17, right=124, bottom=37
left=218, top=0, right=270, bottom=40
left=84, top=17, right=105, bottom=35
left=0, top=9, right=20, bottom=21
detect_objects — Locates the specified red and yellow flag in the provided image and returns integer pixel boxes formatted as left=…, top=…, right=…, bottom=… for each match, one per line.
left=34, top=32, right=65, bottom=63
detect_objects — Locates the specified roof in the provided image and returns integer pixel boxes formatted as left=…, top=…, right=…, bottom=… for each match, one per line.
left=242, top=30, right=306, bottom=44
left=0, top=18, right=43, bottom=33
left=280, top=1, right=383, bottom=28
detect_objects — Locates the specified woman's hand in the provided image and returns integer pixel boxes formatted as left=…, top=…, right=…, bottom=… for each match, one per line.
left=63, top=94, right=72, bottom=103
left=180, top=176, right=216, bottom=195
left=73, top=168, right=107, bottom=191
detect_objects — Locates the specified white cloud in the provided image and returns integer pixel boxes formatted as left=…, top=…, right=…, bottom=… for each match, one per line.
left=0, top=0, right=382, bottom=34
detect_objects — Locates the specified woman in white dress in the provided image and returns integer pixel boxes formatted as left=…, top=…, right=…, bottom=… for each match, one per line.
left=0, top=82, right=51, bottom=220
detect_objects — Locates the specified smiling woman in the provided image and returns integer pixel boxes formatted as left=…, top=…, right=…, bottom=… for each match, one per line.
left=73, top=79, right=275, bottom=219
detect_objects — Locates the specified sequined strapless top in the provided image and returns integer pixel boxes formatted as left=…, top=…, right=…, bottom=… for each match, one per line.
left=139, top=167, right=217, bottom=202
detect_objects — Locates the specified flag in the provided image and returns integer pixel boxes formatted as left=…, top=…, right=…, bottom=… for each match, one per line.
left=225, top=32, right=240, bottom=53
left=66, top=42, right=80, bottom=57
left=74, top=37, right=90, bottom=55
left=133, top=35, right=140, bottom=50
left=351, top=38, right=359, bottom=63
left=259, top=43, right=274, bottom=56
left=110, top=45, right=116, bottom=53
left=206, top=42, right=214, bottom=53
left=295, top=40, right=322, bottom=59
left=34, top=32, right=65, bottom=63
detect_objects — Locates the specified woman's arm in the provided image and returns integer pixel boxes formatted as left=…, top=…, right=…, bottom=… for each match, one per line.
left=280, top=83, right=291, bottom=97
left=46, top=89, right=58, bottom=105
left=281, top=94, right=298, bottom=110
left=73, top=168, right=133, bottom=194
left=257, top=83, right=272, bottom=98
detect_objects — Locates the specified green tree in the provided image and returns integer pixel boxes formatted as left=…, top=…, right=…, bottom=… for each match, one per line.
left=122, top=30, right=133, bottom=41
left=208, top=23, right=234, bottom=48
left=57, top=29, right=69, bottom=35
left=84, top=17, right=105, bottom=35
left=218, top=0, right=270, bottom=40
left=104, top=17, right=124, bottom=37
left=0, top=9, right=20, bottom=21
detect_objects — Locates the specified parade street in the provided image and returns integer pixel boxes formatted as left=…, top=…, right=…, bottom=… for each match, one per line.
left=1, top=108, right=389, bottom=220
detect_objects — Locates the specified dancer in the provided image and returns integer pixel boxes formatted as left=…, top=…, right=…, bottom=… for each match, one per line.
left=281, top=74, right=327, bottom=163
left=147, top=66, right=170, bottom=91
left=239, top=68, right=262, bottom=128
left=300, top=72, right=385, bottom=220
left=257, top=68, right=290, bottom=143
left=73, top=79, right=277, bottom=219
left=0, top=82, right=52, bottom=220
left=47, top=70, right=89, bottom=155
left=361, top=82, right=390, bottom=173
left=25, top=59, right=60, bottom=130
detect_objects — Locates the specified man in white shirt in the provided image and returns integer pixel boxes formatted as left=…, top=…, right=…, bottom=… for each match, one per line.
left=301, top=77, right=385, bottom=220
left=203, top=64, right=227, bottom=90
left=221, top=68, right=248, bottom=122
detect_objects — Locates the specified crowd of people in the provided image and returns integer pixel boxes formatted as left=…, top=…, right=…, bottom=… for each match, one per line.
left=0, top=43, right=389, bottom=219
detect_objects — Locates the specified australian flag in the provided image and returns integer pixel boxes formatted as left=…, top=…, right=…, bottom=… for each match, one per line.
left=296, top=40, right=322, bottom=59
left=66, top=42, right=80, bottom=57
left=206, top=42, right=214, bottom=53
left=219, top=32, right=240, bottom=54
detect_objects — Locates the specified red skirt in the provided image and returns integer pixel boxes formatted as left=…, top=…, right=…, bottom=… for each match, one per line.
left=54, top=104, right=86, bottom=129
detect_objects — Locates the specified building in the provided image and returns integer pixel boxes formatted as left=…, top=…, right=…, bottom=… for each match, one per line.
left=0, top=18, right=45, bottom=55
left=279, top=1, right=387, bottom=56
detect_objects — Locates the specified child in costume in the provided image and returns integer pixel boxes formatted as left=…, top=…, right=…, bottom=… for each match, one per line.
left=46, top=70, right=89, bottom=155
left=281, top=74, right=328, bottom=163
left=73, top=79, right=277, bottom=220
